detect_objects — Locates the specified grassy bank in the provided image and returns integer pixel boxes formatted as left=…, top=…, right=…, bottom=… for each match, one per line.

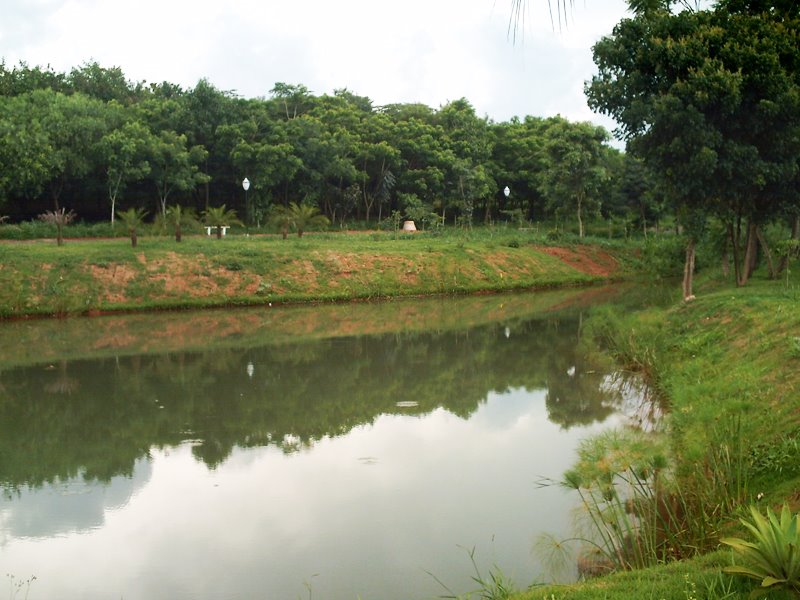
left=512, top=271, right=800, bottom=600
left=0, top=229, right=629, bottom=318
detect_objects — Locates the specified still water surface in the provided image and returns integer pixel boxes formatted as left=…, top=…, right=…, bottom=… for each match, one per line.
left=0, top=288, right=658, bottom=599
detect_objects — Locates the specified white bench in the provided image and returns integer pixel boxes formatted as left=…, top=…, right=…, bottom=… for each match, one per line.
left=204, top=225, right=229, bottom=236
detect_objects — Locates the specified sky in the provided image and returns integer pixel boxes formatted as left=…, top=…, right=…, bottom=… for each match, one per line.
left=1, top=0, right=635, bottom=135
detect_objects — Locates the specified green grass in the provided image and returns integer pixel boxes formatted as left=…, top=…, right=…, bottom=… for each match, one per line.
left=0, top=229, right=632, bottom=317
left=511, top=269, right=800, bottom=600
left=523, top=551, right=752, bottom=600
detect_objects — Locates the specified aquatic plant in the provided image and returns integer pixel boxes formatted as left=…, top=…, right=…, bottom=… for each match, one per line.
left=538, top=418, right=751, bottom=579
left=427, top=546, right=529, bottom=600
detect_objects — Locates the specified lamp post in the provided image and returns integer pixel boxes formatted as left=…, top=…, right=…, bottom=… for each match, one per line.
left=242, top=177, right=250, bottom=225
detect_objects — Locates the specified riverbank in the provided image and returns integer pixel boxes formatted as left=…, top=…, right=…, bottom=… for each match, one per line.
left=516, top=272, right=800, bottom=599
left=0, top=230, right=629, bottom=318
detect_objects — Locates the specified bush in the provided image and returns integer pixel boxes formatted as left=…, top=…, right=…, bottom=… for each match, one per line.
left=722, top=504, right=800, bottom=598
left=0, top=219, right=123, bottom=240
left=640, top=236, right=686, bottom=278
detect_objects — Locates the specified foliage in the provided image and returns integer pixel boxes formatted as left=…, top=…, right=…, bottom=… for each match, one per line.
left=537, top=428, right=700, bottom=574
left=538, top=118, right=609, bottom=239
left=37, top=207, right=75, bottom=246
left=116, top=207, right=148, bottom=247
left=721, top=504, right=800, bottom=598
left=429, top=547, right=523, bottom=600
left=586, top=3, right=800, bottom=295
left=202, top=204, right=243, bottom=239
left=0, top=60, right=636, bottom=236
left=0, top=220, right=119, bottom=240
left=160, top=204, right=199, bottom=242
left=98, top=119, right=153, bottom=224
left=528, top=276, right=800, bottom=600
left=269, top=202, right=329, bottom=238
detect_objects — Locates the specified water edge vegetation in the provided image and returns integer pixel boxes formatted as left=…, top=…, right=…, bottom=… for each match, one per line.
left=511, top=270, right=800, bottom=600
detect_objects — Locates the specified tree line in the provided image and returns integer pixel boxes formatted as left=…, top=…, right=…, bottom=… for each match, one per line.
left=586, top=0, right=800, bottom=297
left=0, top=60, right=656, bottom=235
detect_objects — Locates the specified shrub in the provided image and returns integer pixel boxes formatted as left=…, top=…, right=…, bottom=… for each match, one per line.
left=640, top=236, right=686, bottom=278
left=722, top=504, right=800, bottom=598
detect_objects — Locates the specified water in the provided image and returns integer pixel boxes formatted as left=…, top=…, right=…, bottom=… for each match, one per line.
left=0, top=287, right=656, bottom=599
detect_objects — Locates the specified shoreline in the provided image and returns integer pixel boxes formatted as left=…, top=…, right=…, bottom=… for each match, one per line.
left=0, top=234, right=631, bottom=319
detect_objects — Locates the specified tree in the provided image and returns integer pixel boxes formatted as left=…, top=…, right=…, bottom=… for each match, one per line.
left=98, top=120, right=153, bottom=224
left=183, top=79, right=238, bottom=210
left=148, top=130, right=209, bottom=217
left=438, top=99, right=496, bottom=223
left=67, top=61, right=139, bottom=104
left=117, top=207, right=148, bottom=247
left=34, top=90, right=109, bottom=210
left=491, top=116, right=549, bottom=223
left=269, top=83, right=314, bottom=120
left=0, top=93, right=56, bottom=205
left=38, top=208, right=75, bottom=246
left=203, top=205, right=243, bottom=239
left=539, top=118, right=609, bottom=238
left=586, top=4, right=800, bottom=297
left=274, top=202, right=330, bottom=238
left=0, top=61, right=67, bottom=96
left=219, top=108, right=302, bottom=219
left=164, top=204, right=199, bottom=242
left=267, top=204, right=292, bottom=239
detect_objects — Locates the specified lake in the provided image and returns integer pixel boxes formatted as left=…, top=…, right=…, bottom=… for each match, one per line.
left=0, top=286, right=663, bottom=599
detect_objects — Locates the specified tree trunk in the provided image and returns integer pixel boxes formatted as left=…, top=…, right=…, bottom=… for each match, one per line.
left=729, top=223, right=742, bottom=285
left=778, top=216, right=800, bottom=274
left=721, top=242, right=730, bottom=279
left=682, top=238, right=696, bottom=301
left=755, top=226, right=776, bottom=279
left=640, top=201, right=647, bottom=239
left=216, top=227, right=222, bottom=239
left=131, top=232, right=138, bottom=248
left=175, top=225, right=182, bottom=243
left=577, top=194, right=584, bottom=238
left=738, top=222, right=758, bottom=286
left=109, top=173, right=122, bottom=225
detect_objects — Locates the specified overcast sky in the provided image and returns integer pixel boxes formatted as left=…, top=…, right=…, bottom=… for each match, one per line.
left=1, top=0, right=636, bottom=133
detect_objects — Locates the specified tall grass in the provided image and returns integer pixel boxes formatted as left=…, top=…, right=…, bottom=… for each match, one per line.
left=427, top=547, right=530, bottom=600
left=582, top=306, right=667, bottom=388
left=538, top=418, right=751, bottom=580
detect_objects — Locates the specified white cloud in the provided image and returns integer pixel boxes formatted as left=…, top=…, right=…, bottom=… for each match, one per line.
left=1, top=0, right=634, bottom=131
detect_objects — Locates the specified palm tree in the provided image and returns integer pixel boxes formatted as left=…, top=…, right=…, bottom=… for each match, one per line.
left=164, top=204, right=199, bottom=242
left=279, top=202, right=330, bottom=238
left=38, top=208, right=76, bottom=246
left=511, top=0, right=696, bottom=34
left=203, top=204, right=244, bottom=239
left=267, top=205, right=292, bottom=239
left=117, top=207, right=148, bottom=247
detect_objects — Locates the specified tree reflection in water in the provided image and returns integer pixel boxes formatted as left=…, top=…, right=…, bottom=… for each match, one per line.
left=0, top=291, right=662, bottom=493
